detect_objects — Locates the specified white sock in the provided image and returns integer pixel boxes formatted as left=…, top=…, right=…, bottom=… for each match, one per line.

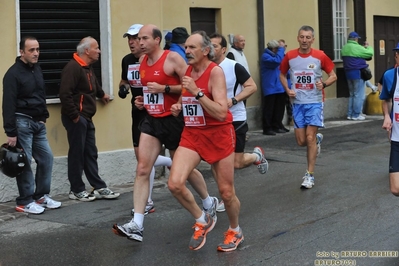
left=229, top=225, right=240, bottom=233
left=195, top=211, right=207, bottom=224
left=154, top=155, right=172, bottom=167
left=254, top=152, right=261, bottom=162
left=202, top=195, right=212, bottom=210
left=133, top=214, right=144, bottom=229
left=148, top=167, right=155, bottom=202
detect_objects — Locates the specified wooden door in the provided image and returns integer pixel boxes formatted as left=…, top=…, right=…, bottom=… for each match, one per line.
left=374, top=16, right=399, bottom=83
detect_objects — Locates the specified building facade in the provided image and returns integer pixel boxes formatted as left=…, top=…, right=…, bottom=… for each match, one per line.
left=0, top=0, right=398, bottom=201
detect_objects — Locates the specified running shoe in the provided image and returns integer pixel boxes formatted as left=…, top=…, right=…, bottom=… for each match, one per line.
left=203, top=197, right=218, bottom=224
left=253, top=146, right=269, bottom=174
left=189, top=213, right=215, bottom=250
left=216, top=200, right=225, bottom=212
left=301, top=172, right=315, bottom=189
left=90, top=187, right=120, bottom=199
left=352, top=115, right=365, bottom=121
left=15, top=202, right=45, bottom=214
left=217, top=228, right=244, bottom=252
left=316, top=133, right=323, bottom=156
left=131, top=201, right=155, bottom=216
left=36, top=194, right=61, bottom=209
left=69, top=191, right=96, bottom=202
left=112, top=221, right=143, bottom=242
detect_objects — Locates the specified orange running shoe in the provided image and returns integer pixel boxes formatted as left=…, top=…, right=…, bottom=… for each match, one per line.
left=189, top=213, right=215, bottom=250
left=217, top=228, right=244, bottom=252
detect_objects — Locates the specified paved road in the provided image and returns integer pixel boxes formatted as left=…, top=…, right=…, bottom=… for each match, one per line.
left=1, top=117, right=398, bottom=266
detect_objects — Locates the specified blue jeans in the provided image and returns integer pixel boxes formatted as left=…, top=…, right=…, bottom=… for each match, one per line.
left=15, top=115, right=53, bottom=205
left=347, top=79, right=365, bottom=118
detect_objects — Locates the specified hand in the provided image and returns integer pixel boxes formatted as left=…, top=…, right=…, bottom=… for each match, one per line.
left=287, top=89, right=296, bottom=98
left=227, top=98, right=233, bottom=108
left=134, top=95, right=144, bottom=110
left=315, top=80, right=324, bottom=91
left=170, top=103, right=182, bottom=117
left=146, top=82, right=162, bottom=94
left=7, top=136, right=17, bottom=147
left=382, top=117, right=392, bottom=142
left=102, top=94, right=110, bottom=105
left=181, top=76, right=198, bottom=96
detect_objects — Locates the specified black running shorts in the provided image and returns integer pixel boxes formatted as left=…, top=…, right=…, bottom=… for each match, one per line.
left=138, top=113, right=184, bottom=151
left=233, top=121, right=248, bottom=153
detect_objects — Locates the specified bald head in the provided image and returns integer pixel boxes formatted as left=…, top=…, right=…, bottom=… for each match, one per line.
left=138, top=24, right=164, bottom=55
left=139, top=24, right=162, bottom=44
left=233, top=34, right=246, bottom=50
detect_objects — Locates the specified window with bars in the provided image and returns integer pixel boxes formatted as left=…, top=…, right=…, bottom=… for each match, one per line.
left=333, top=0, right=348, bottom=61
left=18, top=0, right=112, bottom=101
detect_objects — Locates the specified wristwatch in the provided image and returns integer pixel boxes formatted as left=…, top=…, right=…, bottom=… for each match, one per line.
left=165, top=85, right=171, bottom=93
left=195, top=91, right=204, bottom=100
left=322, top=82, right=327, bottom=88
left=231, top=97, right=238, bottom=105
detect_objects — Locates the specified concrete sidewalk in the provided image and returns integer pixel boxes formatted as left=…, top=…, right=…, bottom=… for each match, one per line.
left=0, top=115, right=383, bottom=223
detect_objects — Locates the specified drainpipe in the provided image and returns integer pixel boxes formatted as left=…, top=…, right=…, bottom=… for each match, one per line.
left=257, top=0, right=265, bottom=60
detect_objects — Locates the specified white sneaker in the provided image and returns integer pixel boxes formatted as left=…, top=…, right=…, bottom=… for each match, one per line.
left=203, top=197, right=218, bottom=225
left=301, top=173, right=315, bottom=189
left=253, top=146, right=269, bottom=174
left=316, top=133, right=323, bottom=156
left=132, top=201, right=155, bottom=215
left=15, top=202, right=45, bottom=214
left=69, top=191, right=96, bottom=202
left=216, top=200, right=225, bottom=212
left=36, top=194, right=62, bottom=209
left=347, top=116, right=352, bottom=120
left=90, top=187, right=120, bottom=199
left=352, top=115, right=365, bottom=121
left=113, top=221, right=144, bottom=242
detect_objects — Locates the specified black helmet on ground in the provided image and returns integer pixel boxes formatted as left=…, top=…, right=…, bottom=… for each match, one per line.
left=0, top=143, right=26, bottom=177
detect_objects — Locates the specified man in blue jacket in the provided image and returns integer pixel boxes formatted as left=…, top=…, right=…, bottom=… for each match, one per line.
left=341, top=31, right=374, bottom=120
left=260, top=40, right=287, bottom=135
left=169, top=27, right=189, bottom=63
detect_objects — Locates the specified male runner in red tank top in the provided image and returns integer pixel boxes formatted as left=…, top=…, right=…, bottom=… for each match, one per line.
left=113, top=24, right=217, bottom=244
left=169, top=31, right=243, bottom=252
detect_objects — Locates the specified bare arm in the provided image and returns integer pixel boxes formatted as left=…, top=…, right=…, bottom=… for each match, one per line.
left=315, top=70, right=337, bottom=90
left=146, top=52, right=188, bottom=94
left=280, top=72, right=295, bottom=98
left=235, top=77, right=257, bottom=102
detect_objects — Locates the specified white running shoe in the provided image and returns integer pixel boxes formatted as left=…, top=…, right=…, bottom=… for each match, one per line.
left=90, top=187, right=120, bottom=199
left=113, top=221, right=143, bottom=242
left=131, top=201, right=155, bottom=216
left=203, top=197, right=218, bottom=224
left=69, top=191, right=96, bottom=202
left=352, top=115, right=365, bottom=121
left=253, top=146, right=269, bottom=174
left=301, top=173, right=315, bottom=189
left=216, top=200, right=225, bottom=212
left=36, top=194, right=62, bottom=209
left=15, top=202, right=45, bottom=214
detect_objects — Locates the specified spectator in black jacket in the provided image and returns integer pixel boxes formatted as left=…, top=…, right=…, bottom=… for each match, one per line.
left=2, top=36, right=61, bottom=214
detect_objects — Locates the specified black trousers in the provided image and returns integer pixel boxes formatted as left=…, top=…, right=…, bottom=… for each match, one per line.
left=262, top=93, right=286, bottom=132
left=61, top=114, right=107, bottom=193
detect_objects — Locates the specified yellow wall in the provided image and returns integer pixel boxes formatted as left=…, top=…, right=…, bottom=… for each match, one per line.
left=2, top=0, right=399, bottom=156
